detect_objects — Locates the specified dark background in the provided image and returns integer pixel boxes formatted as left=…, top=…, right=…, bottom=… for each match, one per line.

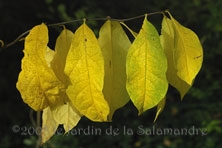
left=0, top=0, right=221, bottom=147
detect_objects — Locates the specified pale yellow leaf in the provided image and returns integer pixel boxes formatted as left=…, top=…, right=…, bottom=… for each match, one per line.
left=45, top=47, right=55, bottom=67
left=64, top=22, right=109, bottom=122
left=160, top=16, right=190, bottom=98
left=51, top=102, right=81, bottom=133
left=51, top=28, right=73, bottom=85
left=98, top=20, right=131, bottom=120
left=169, top=12, right=203, bottom=85
left=41, top=107, right=58, bottom=144
left=49, top=28, right=81, bottom=133
left=126, top=16, right=168, bottom=115
left=120, top=22, right=138, bottom=38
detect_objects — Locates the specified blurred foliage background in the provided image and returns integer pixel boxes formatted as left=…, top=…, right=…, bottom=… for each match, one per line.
left=0, top=0, right=221, bottom=147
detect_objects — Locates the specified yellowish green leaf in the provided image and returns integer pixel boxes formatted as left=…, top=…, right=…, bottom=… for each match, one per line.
left=160, top=16, right=190, bottom=98
left=64, top=22, right=109, bottom=122
left=126, top=16, right=168, bottom=115
left=98, top=20, right=131, bottom=120
left=41, top=107, right=58, bottom=144
left=169, top=12, right=203, bottom=86
left=154, top=97, right=166, bottom=122
left=51, top=102, right=81, bottom=133
left=16, top=23, right=66, bottom=111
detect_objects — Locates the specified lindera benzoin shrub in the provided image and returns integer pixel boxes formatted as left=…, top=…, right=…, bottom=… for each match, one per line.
left=1, top=11, right=203, bottom=143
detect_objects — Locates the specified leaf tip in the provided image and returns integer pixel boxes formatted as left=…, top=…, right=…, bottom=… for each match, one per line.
left=0, top=40, right=4, bottom=47
left=138, top=108, right=144, bottom=116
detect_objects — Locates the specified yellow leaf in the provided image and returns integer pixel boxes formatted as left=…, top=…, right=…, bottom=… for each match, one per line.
left=168, top=12, right=203, bottom=86
left=154, top=97, right=166, bottom=122
left=126, top=15, right=168, bottom=115
left=16, top=23, right=66, bottom=111
left=98, top=20, right=131, bottom=120
left=51, top=102, right=81, bottom=133
left=51, top=28, right=73, bottom=85
left=160, top=16, right=190, bottom=98
left=64, top=22, right=109, bottom=122
left=41, top=107, right=58, bottom=144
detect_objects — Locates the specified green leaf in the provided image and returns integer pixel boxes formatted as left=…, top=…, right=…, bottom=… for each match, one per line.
left=64, top=22, right=110, bottom=122
left=126, top=16, right=168, bottom=115
left=160, top=15, right=190, bottom=98
left=98, top=20, right=131, bottom=120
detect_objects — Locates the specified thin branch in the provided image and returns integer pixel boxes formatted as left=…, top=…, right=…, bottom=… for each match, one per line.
left=2, top=29, right=30, bottom=49
left=35, top=111, right=42, bottom=148
left=29, top=109, right=37, bottom=128
left=47, top=19, right=83, bottom=27
left=0, top=10, right=164, bottom=49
